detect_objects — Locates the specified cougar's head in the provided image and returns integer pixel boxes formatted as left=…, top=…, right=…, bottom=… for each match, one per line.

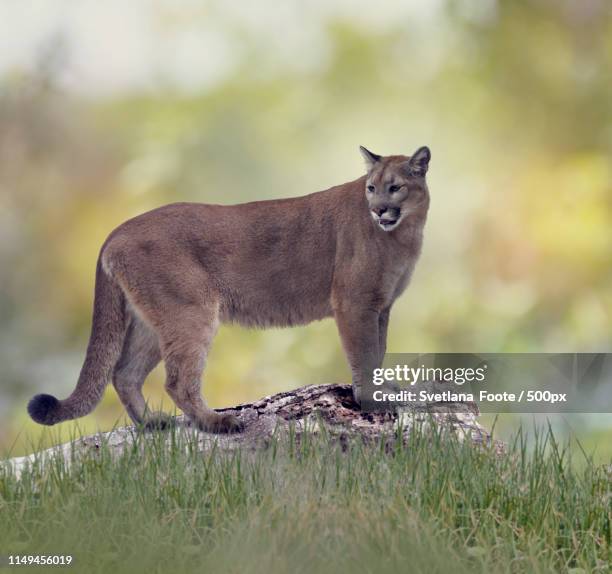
left=360, top=146, right=431, bottom=232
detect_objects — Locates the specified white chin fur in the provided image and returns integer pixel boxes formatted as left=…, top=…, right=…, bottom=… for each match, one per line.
left=379, top=221, right=399, bottom=232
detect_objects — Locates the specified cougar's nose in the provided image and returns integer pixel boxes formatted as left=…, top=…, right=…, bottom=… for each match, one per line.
left=372, top=206, right=387, bottom=217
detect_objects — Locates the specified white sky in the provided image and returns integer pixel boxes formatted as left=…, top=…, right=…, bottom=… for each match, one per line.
left=0, top=0, right=444, bottom=95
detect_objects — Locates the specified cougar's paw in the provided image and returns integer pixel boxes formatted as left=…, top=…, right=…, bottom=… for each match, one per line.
left=214, top=412, right=245, bottom=434
left=197, top=412, right=244, bottom=434
left=142, top=412, right=174, bottom=431
left=352, top=385, right=362, bottom=408
left=382, top=380, right=402, bottom=394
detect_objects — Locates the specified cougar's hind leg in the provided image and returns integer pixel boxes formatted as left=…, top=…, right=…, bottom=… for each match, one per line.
left=111, top=259, right=241, bottom=433
left=112, top=312, right=168, bottom=428
left=159, top=303, right=243, bottom=434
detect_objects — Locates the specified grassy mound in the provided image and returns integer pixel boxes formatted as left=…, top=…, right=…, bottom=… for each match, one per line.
left=1, top=424, right=610, bottom=573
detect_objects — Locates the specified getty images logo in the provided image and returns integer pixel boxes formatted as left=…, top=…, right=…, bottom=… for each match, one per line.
left=372, top=363, right=488, bottom=387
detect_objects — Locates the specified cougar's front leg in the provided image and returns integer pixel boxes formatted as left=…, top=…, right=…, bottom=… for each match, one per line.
left=334, top=307, right=380, bottom=407
left=378, top=308, right=390, bottom=367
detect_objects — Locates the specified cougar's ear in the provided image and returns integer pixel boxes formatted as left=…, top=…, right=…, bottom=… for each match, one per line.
left=359, top=146, right=382, bottom=171
left=408, top=146, right=431, bottom=176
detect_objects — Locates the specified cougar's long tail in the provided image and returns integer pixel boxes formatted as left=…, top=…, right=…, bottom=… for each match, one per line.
left=27, top=256, right=128, bottom=425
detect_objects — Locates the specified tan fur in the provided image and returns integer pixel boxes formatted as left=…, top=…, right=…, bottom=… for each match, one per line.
left=27, top=146, right=431, bottom=432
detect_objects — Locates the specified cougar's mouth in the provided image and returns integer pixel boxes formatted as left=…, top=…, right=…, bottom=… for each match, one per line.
left=371, top=214, right=400, bottom=231
left=378, top=217, right=398, bottom=230
left=371, top=209, right=402, bottom=232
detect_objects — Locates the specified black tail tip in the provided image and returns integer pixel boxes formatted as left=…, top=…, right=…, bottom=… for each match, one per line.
left=27, top=394, right=60, bottom=425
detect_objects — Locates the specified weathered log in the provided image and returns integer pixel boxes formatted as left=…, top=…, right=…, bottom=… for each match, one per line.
left=4, top=383, right=501, bottom=477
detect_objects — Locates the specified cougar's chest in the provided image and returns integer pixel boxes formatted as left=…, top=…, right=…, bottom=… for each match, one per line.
left=378, top=233, right=423, bottom=306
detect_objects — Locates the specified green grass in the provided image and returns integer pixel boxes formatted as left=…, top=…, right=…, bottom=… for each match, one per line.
left=1, top=423, right=610, bottom=574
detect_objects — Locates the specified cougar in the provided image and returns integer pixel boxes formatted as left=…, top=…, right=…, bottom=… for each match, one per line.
left=28, top=146, right=431, bottom=432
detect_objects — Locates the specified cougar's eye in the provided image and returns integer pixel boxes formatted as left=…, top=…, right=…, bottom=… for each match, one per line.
left=389, top=185, right=400, bottom=193
left=367, top=185, right=375, bottom=193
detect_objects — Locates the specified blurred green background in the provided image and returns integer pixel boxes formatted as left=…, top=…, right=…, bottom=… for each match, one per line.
left=1, top=0, right=611, bottom=457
